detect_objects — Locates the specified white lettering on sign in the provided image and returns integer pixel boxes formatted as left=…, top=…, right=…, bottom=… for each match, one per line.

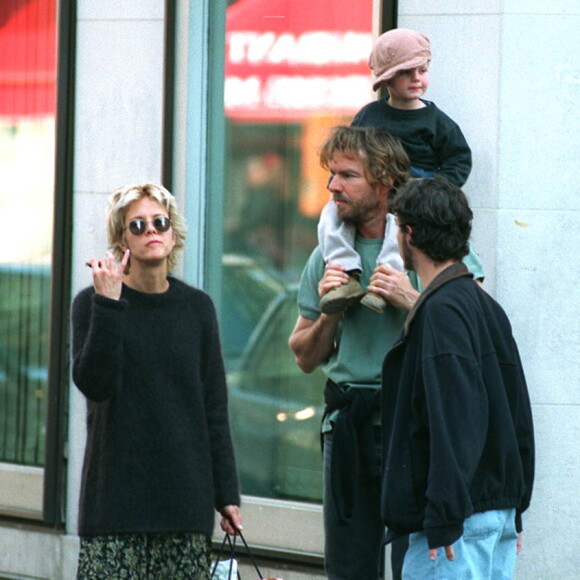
left=225, top=75, right=371, bottom=113
left=224, top=76, right=262, bottom=109
left=227, top=31, right=373, bottom=66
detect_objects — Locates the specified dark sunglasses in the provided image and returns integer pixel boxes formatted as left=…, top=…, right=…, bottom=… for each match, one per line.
left=123, top=216, right=172, bottom=236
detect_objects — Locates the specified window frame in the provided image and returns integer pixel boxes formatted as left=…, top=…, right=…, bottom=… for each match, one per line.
left=42, top=0, right=77, bottom=528
left=0, top=0, right=76, bottom=527
left=164, top=0, right=396, bottom=562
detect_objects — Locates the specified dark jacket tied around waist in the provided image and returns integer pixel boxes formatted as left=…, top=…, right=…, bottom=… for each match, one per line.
left=324, top=379, right=380, bottom=524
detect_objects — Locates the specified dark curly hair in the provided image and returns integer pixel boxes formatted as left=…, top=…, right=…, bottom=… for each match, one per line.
left=392, top=177, right=472, bottom=263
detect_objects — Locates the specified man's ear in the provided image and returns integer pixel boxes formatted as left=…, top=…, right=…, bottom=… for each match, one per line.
left=400, top=223, right=414, bottom=243
left=380, top=173, right=395, bottom=189
left=378, top=177, right=395, bottom=207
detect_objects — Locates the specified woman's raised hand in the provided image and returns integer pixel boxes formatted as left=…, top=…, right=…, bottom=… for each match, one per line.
left=86, top=249, right=130, bottom=300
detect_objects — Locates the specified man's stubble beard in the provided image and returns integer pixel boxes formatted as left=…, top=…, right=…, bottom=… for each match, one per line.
left=335, top=191, right=381, bottom=228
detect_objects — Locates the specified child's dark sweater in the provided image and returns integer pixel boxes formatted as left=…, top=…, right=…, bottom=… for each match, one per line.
left=72, top=278, right=240, bottom=536
left=352, top=98, right=472, bottom=186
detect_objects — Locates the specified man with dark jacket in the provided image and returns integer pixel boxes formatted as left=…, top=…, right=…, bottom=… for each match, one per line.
left=382, top=177, right=535, bottom=578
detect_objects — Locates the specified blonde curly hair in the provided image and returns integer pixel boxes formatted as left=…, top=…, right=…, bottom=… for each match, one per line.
left=106, top=183, right=187, bottom=273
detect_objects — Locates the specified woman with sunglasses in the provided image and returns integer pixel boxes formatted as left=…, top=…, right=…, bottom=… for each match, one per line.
left=72, top=183, right=242, bottom=579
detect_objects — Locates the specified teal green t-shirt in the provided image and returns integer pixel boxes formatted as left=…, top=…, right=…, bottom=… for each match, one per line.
left=297, top=236, right=485, bottom=389
left=298, top=237, right=415, bottom=390
left=464, top=241, right=485, bottom=281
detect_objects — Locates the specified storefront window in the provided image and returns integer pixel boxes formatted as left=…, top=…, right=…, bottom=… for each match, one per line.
left=0, top=0, right=56, bottom=472
left=221, top=0, right=374, bottom=503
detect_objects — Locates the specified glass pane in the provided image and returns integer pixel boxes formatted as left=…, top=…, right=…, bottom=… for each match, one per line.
left=222, top=0, right=374, bottom=502
left=0, top=0, right=57, bottom=466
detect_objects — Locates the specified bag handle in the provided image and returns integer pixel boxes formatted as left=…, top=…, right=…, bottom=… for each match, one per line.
left=210, top=533, right=238, bottom=579
left=237, top=530, right=264, bottom=579
left=211, top=531, right=264, bottom=579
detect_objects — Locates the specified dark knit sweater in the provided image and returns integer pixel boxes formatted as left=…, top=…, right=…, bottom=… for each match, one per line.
left=72, top=278, right=240, bottom=536
left=352, top=98, right=472, bottom=186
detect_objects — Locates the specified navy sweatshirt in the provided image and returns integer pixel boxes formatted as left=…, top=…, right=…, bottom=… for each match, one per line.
left=352, top=98, right=472, bottom=187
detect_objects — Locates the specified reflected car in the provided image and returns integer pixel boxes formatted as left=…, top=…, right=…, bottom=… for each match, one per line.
left=220, top=254, right=285, bottom=371
left=226, top=282, right=325, bottom=503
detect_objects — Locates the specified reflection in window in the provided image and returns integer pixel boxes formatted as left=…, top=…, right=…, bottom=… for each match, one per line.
left=0, top=0, right=56, bottom=466
left=221, top=0, right=373, bottom=502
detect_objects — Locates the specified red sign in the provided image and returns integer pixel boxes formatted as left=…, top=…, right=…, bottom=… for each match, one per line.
left=225, top=0, right=374, bottom=121
left=0, top=0, right=56, bottom=120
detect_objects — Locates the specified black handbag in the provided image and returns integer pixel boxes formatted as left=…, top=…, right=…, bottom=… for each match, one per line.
left=211, top=530, right=280, bottom=580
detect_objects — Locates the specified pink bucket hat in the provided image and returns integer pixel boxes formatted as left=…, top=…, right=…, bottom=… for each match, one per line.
left=369, top=28, right=431, bottom=91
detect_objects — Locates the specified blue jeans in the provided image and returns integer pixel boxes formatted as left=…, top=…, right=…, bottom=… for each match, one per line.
left=403, top=508, right=517, bottom=579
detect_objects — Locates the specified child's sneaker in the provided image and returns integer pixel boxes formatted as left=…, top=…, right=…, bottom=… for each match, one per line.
left=361, top=291, right=387, bottom=313
left=320, top=276, right=365, bottom=314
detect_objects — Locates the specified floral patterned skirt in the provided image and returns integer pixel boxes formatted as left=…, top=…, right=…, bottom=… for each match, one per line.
left=77, top=531, right=212, bottom=579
